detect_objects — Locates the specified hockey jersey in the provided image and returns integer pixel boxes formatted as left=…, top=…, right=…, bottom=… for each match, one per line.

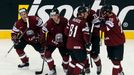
left=100, top=12, right=125, bottom=46
left=65, top=17, right=90, bottom=50
left=12, top=16, right=43, bottom=43
left=42, top=16, right=68, bottom=47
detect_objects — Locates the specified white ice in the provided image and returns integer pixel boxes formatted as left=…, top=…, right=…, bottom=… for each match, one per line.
left=0, top=39, right=134, bottom=75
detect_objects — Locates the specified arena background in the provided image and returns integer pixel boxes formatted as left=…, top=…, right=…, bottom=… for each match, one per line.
left=0, top=0, right=134, bottom=39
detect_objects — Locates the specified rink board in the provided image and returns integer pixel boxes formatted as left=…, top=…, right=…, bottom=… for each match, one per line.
left=0, top=30, right=134, bottom=39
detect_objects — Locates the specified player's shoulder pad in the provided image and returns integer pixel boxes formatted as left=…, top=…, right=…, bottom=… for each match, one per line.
left=35, top=16, right=42, bottom=21
left=46, top=18, right=53, bottom=26
left=16, top=19, right=22, bottom=25
left=60, top=16, right=67, bottom=20
left=28, top=16, right=37, bottom=20
left=80, top=19, right=87, bottom=26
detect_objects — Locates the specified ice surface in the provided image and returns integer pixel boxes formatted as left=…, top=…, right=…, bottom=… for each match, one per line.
left=0, top=39, right=134, bottom=75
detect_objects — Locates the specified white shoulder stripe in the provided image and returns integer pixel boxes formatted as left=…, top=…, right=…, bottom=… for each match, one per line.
left=36, top=18, right=43, bottom=27
left=82, top=26, right=89, bottom=32
left=105, top=20, right=114, bottom=28
left=106, top=26, right=110, bottom=31
left=42, top=26, right=48, bottom=32
left=12, top=26, right=20, bottom=32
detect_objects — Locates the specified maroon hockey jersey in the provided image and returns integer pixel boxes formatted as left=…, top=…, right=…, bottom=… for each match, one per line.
left=100, top=13, right=125, bottom=46
left=65, top=17, right=90, bottom=50
left=12, top=16, right=43, bottom=43
left=42, top=16, right=68, bottom=47
left=86, top=9, right=100, bottom=36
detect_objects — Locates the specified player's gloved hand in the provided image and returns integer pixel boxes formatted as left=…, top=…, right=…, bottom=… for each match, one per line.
left=92, top=17, right=101, bottom=28
left=11, top=33, right=20, bottom=45
left=52, top=40, right=59, bottom=45
left=99, top=17, right=105, bottom=25
left=92, top=17, right=100, bottom=25
left=85, top=43, right=91, bottom=54
left=29, top=36, right=39, bottom=43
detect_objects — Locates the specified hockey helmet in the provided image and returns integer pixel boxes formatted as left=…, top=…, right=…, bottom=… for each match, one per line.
left=78, top=6, right=87, bottom=14
left=19, top=8, right=27, bottom=14
left=50, top=8, right=59, bottom=16
left=101, top=4, right=113, bottom=13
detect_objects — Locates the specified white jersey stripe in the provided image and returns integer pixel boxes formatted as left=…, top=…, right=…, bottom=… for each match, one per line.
left=36, top=18, right=43, bottom=27
left=12, top=26, right=20, bottom=32
left=105, top=20, right=114, bottom=28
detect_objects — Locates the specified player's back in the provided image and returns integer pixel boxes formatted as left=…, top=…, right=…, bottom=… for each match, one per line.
left=66, top=17, right=87, bottom=50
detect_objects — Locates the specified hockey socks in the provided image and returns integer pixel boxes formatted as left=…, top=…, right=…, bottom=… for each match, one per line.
left=112, top=60, right=123, bottom=75
left=92, top=55, right=102, bottom=74
left=83, top=58, right=90, bottom=73
left=62, top=56, right=69, bottom=73
left=16, top=49, right=29, bottom=68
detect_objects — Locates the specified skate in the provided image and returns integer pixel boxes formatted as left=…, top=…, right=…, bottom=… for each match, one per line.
left=45, top=68, right=57, bottom=75
left=62, top=63, right=68, bottom=73
left=97, top=65, right=102, bottom=75
left=84, top=67, right=90, bottom=74
left=18, top=62, right=29, bottom=69
left=79, top=70, right=85, bottom=75
left=119, top=71, right=124, bottom=75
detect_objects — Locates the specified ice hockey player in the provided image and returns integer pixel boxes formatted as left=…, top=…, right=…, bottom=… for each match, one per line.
left=41, top=8, right=69, bottom=75
left=11, top=8, right=44, bottom=68
left=99, top=4, right=125, bottom=75
left=85, top=6, right=102, bottom=75
left=64, top=6, right=90, bottom=75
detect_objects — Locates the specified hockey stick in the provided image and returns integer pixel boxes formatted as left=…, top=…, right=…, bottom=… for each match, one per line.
left=35, top=32, right=48, bottom=75
left=88, top=23, right=95, bottom=68
left=5, top=45, right=14, bottom=57
left=99, top=31, right=103, bottom=46
left=5, top=18, right=29, bottom=57
left=86, top=0, right=95, bottom=68
left=35, top=59, right=45, bottom=75
left=98, top=7, right=103, bottom=46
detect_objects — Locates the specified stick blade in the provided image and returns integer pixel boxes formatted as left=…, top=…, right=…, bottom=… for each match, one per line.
left=35, top=71, right=43, bottom=75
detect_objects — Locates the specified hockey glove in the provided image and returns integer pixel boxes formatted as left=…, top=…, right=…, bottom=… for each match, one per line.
left=99, top=17, right=106, bottom=25
left=85, top=43, right=91, bottom=54
left=92, top=17, right=100, bottom=25
left=11, top=33, right=20, bottom=45
left=29, top=36, right=39, bottom=43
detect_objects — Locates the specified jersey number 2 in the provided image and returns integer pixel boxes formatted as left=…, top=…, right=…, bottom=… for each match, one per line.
left=69, top=24, right=78, bottom=37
